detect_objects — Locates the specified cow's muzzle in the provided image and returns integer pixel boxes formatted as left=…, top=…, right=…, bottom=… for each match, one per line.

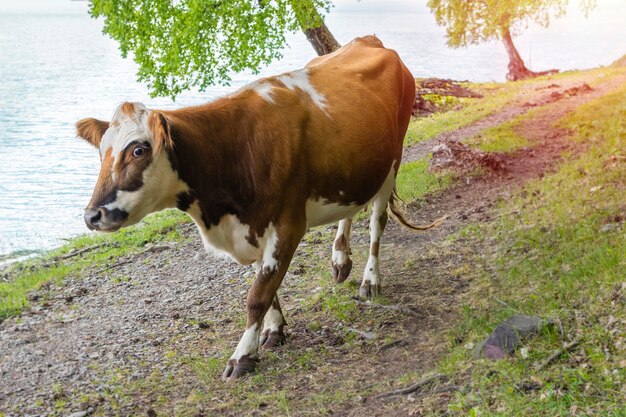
left=84, top=207, right=128, bottom=232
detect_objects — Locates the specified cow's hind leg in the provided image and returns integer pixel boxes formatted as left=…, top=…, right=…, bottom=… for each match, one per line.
left=332, top=218, right=353, bottom=283
left=260, top=294, right=287, bottom=348
left=359, top=192, right=390, bottom=299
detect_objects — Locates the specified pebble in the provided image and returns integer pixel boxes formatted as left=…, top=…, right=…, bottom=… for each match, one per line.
left=67, top=411, right=89, bottom=417
left=600, top=223, right=621, bottom=233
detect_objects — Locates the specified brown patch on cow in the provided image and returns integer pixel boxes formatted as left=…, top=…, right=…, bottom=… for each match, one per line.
left=334, top=234, right=348, bottom=251
left=87, top=148, right=116, bottom=209
left=113, top=141, right=153, bottom=192
left=371, top=241, right=380, bottom=257
left=86, top=142, right=153, bottom=209
left=370, top=212, right=388, bottom=257
left=246, top=230, right=259, bottom=248
left=76, top=118, right=109, bottom=148
left=176, top=191, right=196, bottom=212
left=153, top=35, right=413, bottom=239
left=120, top=102, right=137, bottom=117
left=378, top=211, right=388, bottom=231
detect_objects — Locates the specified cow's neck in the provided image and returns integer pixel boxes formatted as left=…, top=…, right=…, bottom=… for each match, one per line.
left=164, top=99, right=255, bottom=230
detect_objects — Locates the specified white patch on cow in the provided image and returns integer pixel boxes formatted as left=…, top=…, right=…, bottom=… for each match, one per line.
left=332, top=218, right=352, bottom=266
left=231, top=323, right=260, bottom=360
left=277, top=68, right=328, bottom=110
left=262, top=302, right=284, bottom=333
left=251, top=81, right=275, bottom=103
left=363, top=255, right=380, bottom=285
left=99, top=102, right=151, bottom=160
left=305, top=198, right=364, bottom=228
left=185, top=206, right=279, bottom=267
left=261, top=224, right=279, bottom=272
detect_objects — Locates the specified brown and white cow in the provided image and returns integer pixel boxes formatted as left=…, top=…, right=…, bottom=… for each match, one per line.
left=76, top=36, right=439, bottom=380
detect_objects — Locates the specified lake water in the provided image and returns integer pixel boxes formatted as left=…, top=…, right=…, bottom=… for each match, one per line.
left=0, top=0, right=625, bottom=263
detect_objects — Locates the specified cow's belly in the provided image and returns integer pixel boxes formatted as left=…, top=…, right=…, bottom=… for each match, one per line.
left=305, top=199, right=366, bottom=228
left=305, top=162, right=397, bottom=228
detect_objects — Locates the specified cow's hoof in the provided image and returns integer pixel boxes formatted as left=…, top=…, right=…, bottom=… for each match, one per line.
left=332, top=259, right=353, bottom=283
left=359, top=282, right=381, bottom=299
left=260, top=329, right=286, bottom=349
left=221, top=355, right=258, bottom=381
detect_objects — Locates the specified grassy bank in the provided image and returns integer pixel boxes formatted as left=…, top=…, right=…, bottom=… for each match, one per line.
left=437, top=83, right=626, bottom=415
left=0, top=210, right=190, bottom=320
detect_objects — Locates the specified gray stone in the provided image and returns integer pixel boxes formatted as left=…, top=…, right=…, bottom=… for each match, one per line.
left=600, top=223, right=621, bottom=233
left=501, top=315, right=550, bottom=338
left=472, top=315, right=553, bottom=360
left=66, top=411, right=89, bottom=417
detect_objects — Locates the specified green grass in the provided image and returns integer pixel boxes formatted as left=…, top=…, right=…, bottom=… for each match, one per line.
left=0, top=210, right=190, bottom=319
left=405, top=81, right=522, bottom=147
left=396, top=157, right=454, bottom=203
left=463, top=114, right=530, bottom=153
left=435, top=83, right=626, bottom=415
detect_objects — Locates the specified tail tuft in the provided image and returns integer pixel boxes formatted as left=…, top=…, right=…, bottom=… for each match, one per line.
left=387, top=188, right=447, bottom=231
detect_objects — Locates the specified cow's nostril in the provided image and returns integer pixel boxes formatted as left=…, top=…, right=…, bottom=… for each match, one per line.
left=84, top=208, right=105, bottom=229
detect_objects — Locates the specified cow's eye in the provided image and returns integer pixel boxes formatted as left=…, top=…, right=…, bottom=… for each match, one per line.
left=133, top=147, right=144, bottom=157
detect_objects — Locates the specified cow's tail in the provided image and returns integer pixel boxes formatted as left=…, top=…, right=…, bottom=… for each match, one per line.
left=387, top=187, right=447, bottom=231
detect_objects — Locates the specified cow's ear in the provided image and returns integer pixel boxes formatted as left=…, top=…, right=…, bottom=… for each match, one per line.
left=76, top=118, right=109, bottom=148
left=148, top=111, right=174, bottom=154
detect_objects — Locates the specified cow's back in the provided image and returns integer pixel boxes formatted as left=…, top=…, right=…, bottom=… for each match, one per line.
left=302, top=36, right=415, bottom=206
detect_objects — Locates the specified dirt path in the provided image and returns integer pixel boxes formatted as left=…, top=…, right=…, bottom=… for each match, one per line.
left=403, top=69, right=626, bottom=163
left=2, top=69, right=625, bottom=417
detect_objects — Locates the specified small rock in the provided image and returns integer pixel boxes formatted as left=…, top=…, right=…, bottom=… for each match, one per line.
left=360, top=331, right=377, bottom=341
left=472, top=315, right=552, bottom=360
left=197, top=321, right=211, bottom=329
left=600, top=223, right=621, bottom=233
left=144, top=243, right=174, bottom=253
left=28, top=291, right=41, bottom=302
left=520, top=347, right=529, bottom=359
left=67, top=411, right=89, bottom=417
left=16, top=323, right=31, bottom=331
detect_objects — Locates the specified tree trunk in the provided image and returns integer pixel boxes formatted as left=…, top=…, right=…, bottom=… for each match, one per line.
left=289, top=1, right=340, bottom=56
left=501, top=25, right=537, bottom=81
left=302, top=21, right=340, bottom=55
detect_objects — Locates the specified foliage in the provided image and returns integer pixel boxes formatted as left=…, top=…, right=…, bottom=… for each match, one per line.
left=89, top=0, right=332, bottom=98
left=427, top=0, right=596, bottom=47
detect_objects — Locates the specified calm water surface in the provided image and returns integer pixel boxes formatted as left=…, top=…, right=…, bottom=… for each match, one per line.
left=0, top=0, right=624, bottom=262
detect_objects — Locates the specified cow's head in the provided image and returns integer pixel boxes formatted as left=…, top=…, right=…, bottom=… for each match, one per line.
left=76, top=102, right=182, bottom=232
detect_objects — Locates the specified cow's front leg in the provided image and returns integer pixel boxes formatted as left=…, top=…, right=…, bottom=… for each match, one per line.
left=222, top=221, right=304, bottom=381
left=332, top=218, right=353, bottom=283
left=259, top=294, right=287, bottom=348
